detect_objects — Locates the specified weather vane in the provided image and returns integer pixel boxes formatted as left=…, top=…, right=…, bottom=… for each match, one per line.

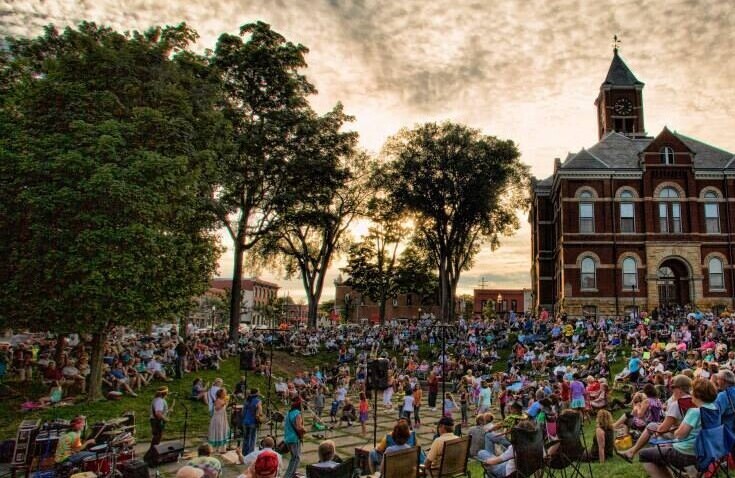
left=613, top=34, right=621, bottom=53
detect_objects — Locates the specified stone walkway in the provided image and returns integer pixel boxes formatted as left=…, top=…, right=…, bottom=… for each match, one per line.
left=141, top=389, right=472, bottom=477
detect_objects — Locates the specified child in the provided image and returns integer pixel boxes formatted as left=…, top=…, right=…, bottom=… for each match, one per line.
left=358, top=392, right=369, bottom=436
left=443, top=392, right=457, bottom=418
left=340, top=398, right=356, bottom=426
left=459, top=389, right=469, bottom=426
left=329, top=393, right=340, bottom=424
left=314, top=387, right=325, bottom=418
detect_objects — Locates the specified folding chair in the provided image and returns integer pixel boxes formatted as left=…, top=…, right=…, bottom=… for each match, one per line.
left=306, top=457, right=355, bottom=478
left=427, top=436, right=472, bottom=478
left=482, top=425, right=547, bottom=478
left=546, top=411, right=593, bottom=478
left=651, top=404, right=734, bottom=478
left=382, top=446, right=420, bottom=478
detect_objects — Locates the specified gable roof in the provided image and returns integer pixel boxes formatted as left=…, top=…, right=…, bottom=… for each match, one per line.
left=559, top=148, right=609, bottom=169
left=556, top=131, right=734, bottom=172
left=602, top=51, right=643, bottom=87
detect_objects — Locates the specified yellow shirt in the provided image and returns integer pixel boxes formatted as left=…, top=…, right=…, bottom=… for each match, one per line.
left=426, top=433, right=458, bottom=470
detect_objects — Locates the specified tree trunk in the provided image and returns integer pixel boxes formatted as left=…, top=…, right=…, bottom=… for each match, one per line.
left=54, top=336, right=65, bottom=365
left=87, top=331, right=107, bottom=402
left=307, top=297, right=318, bottom=329
left=379, top=298, right=387, bottom=325
left=229, top=235, right=244, bottom=343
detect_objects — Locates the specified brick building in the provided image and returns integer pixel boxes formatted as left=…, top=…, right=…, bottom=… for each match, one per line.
left=531, top=47, right=735, bottom=318
left=334, top=275, right=441, bottom=323
left=210, top=278, right=279, bottom=326
left=473, top=289, right=532, bottom=319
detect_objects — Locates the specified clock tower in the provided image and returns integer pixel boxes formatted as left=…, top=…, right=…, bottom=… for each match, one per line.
left=594, top=44, right=645, bottom=139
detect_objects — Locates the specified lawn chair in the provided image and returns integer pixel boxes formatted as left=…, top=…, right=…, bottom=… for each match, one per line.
left=651, top=403, right=734, bottom=478
left=546, top=411, right=592, bottom=478
left=426, top=436, right=472, bottom=478
left=306, top=457, right=355, bottom=478
left=482, top=425, right=546, bottom=478
left=382, top=446, right=420, bottom=478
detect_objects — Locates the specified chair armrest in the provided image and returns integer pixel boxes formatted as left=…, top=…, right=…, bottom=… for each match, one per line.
left=650, top=438, right=676, bottom=446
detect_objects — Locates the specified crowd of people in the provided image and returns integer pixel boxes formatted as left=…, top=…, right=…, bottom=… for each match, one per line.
left=6, top=302, right=735, bottom=477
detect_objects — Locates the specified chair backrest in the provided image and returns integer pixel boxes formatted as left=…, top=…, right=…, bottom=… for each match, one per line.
left=382, top=446, right=420, bottom=478
left=437, top=436, right=470, bottom=477
left=306, top=457, right=355, bottom=478
left=510, top=426, right=545, bottom=477
left=678, top=396, right=695, bottom=417
left=695, top=405, right=735, bottom=472
left=556, top=411, right=585, bottom=460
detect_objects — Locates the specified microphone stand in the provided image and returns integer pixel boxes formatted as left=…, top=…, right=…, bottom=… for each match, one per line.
left=176, top=396, right=190, bottom=452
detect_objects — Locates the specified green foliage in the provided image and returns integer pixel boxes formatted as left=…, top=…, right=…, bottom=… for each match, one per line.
left=210, top=22, right=319, bottom=339
left=382, top=122, right=529, bottom=320
left=342, top=204, right=405, bottom=323
left=482, top=300, right=498, bottom=320
left=0, top=22, right=223, bottom=334
left=394, top=244, right=440, bottom=305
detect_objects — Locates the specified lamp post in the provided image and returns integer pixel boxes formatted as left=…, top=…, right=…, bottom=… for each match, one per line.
left=211, top=305, right=216, bottom=332
left=418, top=307, right=422, bottom=320
left=497, top=293, right=503, bottom=319
left=631, top=284, right=638, bottom=320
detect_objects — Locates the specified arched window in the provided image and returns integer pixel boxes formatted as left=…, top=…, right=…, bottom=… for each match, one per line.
left=658, top=187, right=682, bottom=233
left=579, top=191, right=594, bottom=233
left=709, top=257, right=724, bottom=290
left=622, top=257, right=638, bottom=289
left=581, top=257, right=597, bottom=289
left=660, top=146, right=675, bottom=165
left=619, top=190, right=635, bottom=233
left=704, top=191, right=720, bottom=233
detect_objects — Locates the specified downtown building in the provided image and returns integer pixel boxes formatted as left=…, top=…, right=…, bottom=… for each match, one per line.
left=530, top=48, right=735, bottom=319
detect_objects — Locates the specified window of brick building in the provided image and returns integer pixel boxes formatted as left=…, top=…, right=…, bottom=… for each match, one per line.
left=619, top=191, right=635, bottom=233
left=658, top=187, right=681, bottom=233
left=579, top=191, right=594, bottom=233
left=709, top=257, right=725, bottom=290
left=581, top=257, right=596, bottom=290
left=660, top=146, right=675, bottom=165
left=622, top=257, right=638, bottom=289
left=704, top=192, right=720, bottom=233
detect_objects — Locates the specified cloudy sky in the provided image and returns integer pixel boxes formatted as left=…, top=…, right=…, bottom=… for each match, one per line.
left=3, top=0, right=735, bottom=301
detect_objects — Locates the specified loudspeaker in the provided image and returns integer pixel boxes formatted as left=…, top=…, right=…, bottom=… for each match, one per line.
left=144, top=441, right=184, bottom=467
left=240, top=350, right=255, bottom=371
left=367, top=358, right=390, bottom=390
left=119, top=459, right=149, bottom=478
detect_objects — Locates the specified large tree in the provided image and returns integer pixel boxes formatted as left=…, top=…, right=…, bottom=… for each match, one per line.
left=383, top=122, right=529, bottom=321
left=0, top=23, right=224, bottom=399
left=342, top=205, right=406, bottom=324
left=211, top=22, right=317, bottom=340
left=258, top=137, right=372, bottom=329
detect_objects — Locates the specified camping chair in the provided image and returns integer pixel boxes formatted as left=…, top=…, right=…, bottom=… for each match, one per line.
left=546, top=411, right=593, bottom=478
left=426, top=436, right=472, bottom=478
left=650, top=404, right=734, bottom=478
left=482, top=425, right=546, bottom=478
left=382, top=446, right=420, bottom=478
left=306, top=457, right=355, bottom=478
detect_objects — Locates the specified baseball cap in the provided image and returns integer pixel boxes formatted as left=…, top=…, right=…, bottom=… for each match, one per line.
left=254, top=450, right=279, bottom=477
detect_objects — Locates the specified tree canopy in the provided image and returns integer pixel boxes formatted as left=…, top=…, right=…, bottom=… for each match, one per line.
left=382, top=122, right=529, bottom=321
left=0, top=22, right=224, bottom=398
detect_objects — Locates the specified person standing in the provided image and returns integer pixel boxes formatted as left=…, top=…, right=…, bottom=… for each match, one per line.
left=208, top=387, right=230, bottom=453
left=145, top=386, right=169, bottom=463
left=428, top=371, right=439, bottom=410
left=283, top=398, right=306, bottom=478
left=413, top=382, right=423, bottom=428
left=242, top=388, right=263, bottom=455
left=401, top=388, right=414, bottom=424
left=359, top=392, right=370, bottom=436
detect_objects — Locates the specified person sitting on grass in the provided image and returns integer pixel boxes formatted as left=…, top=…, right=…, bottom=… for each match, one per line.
left=639, top=378, right=718, bottom=478
left=479, top=419, right=538, bottom=478
left=585, top=410, right=614, bottom=463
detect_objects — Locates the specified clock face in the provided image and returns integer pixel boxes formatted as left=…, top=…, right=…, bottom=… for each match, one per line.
left=613, top=98, right=633, bottom=115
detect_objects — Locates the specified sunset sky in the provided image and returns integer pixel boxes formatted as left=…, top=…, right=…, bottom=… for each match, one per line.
left=4, top=0, right=735, bottom=302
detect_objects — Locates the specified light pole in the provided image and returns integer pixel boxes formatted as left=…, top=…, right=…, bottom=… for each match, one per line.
left=497, top=293, right=503, bottom=319
left=631, top=284, right=638, bottom=320
left=211, top=305, right=216, bottom=332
